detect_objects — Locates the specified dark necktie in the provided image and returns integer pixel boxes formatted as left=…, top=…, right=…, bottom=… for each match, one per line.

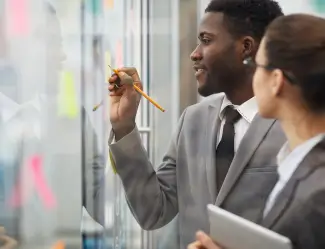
left=216, top=106, right=241, bottom=192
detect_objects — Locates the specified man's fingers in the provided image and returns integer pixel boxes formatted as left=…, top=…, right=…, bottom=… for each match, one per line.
left=109, top=86, right=125, bottom=96
left=108, top=74, right=118, bottom=83
left=116, top=72, right=134, bottom=86
left=110, top=91, right=124, bottom=97
left=108, top=84, right=124, bottom=92
left=117, top=67, right=141, bottom=82
left=133, top=81, right=143, bottom=91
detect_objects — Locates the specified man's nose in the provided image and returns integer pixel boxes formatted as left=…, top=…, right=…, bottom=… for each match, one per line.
left=190, top=46, right=202, bottom=61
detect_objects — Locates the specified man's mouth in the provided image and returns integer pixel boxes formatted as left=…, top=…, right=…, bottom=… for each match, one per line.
left=193, top=65, right=206, bottom=78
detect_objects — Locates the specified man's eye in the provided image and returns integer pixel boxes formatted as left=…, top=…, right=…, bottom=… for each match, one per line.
left=201, top=38, right=210, bottom=44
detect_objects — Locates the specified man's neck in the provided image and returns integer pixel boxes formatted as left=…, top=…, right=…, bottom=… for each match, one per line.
left=225, top=75, right=254, bottom=105
left=226, top=89, right=254, bottom=105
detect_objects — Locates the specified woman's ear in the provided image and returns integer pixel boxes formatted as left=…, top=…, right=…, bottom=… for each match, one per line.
left=271, top=69, right=285, bottom=97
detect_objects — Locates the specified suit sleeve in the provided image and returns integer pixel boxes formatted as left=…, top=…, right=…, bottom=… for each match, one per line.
left=108, top=109, right=187, bottom=230
left=83, top=108, right=106, bottom=226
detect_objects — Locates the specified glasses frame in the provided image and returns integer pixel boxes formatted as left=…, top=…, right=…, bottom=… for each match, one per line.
left=243, top=57, right=297, bottom=84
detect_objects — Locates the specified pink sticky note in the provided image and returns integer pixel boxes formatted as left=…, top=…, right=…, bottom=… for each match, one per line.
left=6, top=0, right=29, bottom=36
left=30, top=156, right=56, bottom=208
left=8, top=155, right=56, bottom=209
left=116, top=40, right=123, bottom=68
left=8, top=167, right=33, bottom=207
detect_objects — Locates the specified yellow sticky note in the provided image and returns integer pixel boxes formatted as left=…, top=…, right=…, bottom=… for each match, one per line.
left=58, top=71, right=78, bottom=118
left=109, top=150, right=117, bottom=174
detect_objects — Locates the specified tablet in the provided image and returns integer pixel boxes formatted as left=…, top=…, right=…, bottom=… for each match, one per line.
left=207, top=204, right=292, bottom=249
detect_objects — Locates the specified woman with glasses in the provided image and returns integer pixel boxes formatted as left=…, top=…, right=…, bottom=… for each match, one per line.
left=188, top=13, right=325, bottom=249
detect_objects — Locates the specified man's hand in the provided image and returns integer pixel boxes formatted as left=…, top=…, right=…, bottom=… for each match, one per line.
left=188, top=231, right=222, bottom=249
left=0, top=227, right=17, bottom=249
left=108, top=67, right=143, bottom=140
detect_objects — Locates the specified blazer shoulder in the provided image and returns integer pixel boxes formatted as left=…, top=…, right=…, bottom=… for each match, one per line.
left=185, top=93, right=224, bottom=115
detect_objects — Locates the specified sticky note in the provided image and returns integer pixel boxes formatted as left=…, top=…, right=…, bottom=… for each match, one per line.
left=52, top=241, right=65, bottom=249
left=8, top=155, right=57, bottom=209
left=58, top=71, right=78, bottom=118
left=104, top=0, right=114, bottom=9
left=86, top=0, right=102, bottom=15
left=7, top=0, right=29, bottom=36
left=116, top=40, right=123, bottom=68
left=109, top=151, right=117, bottom=174
left=30, top=155, right=56, bottom=208
left=312, top=0, right=325, bottom=13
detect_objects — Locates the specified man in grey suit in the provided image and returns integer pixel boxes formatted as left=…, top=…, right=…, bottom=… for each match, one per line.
left=108, top=0, right=284, bottom=247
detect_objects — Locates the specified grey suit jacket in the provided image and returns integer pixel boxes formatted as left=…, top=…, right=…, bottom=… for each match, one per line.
left=109, top=93, right=286, bottom=248
left=258, top=138, right=325, bottom=249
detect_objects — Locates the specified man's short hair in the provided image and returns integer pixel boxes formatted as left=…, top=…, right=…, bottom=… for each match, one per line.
left=205, top=0, right=284, bottom=40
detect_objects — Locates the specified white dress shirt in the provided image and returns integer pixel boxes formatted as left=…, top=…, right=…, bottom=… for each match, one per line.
left=0, top=92, right=42, bottom=138
left=263, top=133, right=325, bottom=217
left=217, top=96, right=258, bottom=151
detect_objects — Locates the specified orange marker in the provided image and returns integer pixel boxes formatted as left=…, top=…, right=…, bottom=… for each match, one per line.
left=93, top=66, right=165, bottom=112
left=111, top=67, right=165, bottom=112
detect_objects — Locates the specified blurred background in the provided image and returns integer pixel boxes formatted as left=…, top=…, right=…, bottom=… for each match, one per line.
left=0, top=0, right=325, bottom=249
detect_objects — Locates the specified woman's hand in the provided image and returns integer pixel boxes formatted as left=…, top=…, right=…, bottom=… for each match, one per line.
left=188, top=231, right=222, bottom=249
left=0, top=227, right=18, bottom=249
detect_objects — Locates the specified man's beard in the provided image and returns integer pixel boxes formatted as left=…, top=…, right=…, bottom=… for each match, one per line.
left=198, top=69, right=239, bottom=97
left=199, top=57, right=244, bottom=98
left=198, top=72, right=219, bottom=97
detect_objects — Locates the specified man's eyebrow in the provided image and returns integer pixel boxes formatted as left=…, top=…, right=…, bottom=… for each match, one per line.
left=198, top=31, right=215, bottom=37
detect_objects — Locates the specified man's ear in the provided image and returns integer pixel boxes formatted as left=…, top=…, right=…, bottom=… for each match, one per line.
left=241, top=36, right=255, bottom=58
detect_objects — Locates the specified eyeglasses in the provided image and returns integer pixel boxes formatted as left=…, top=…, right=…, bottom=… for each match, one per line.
left=243, top=57, right=297, bottom=84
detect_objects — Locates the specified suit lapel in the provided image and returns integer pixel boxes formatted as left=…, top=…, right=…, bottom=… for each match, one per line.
left=261, top=179, right=298, bottom=228
left=205, top=96, right=224, bottom=201
left=262, top=138, right=325, bottom=228
left=216, top=116, right=276, bottom=206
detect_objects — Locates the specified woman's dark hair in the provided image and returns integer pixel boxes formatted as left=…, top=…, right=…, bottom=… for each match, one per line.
left=265, top=14, right=325, bottom=113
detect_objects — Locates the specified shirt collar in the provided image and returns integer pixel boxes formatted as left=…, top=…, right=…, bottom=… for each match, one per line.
left=0, top=92, right=20, bottom=121
left=0, top=92, right=42, bottom=122
left=219, top=96, right=258, bottom=123
left=276, top=133, right=325, bottom=181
